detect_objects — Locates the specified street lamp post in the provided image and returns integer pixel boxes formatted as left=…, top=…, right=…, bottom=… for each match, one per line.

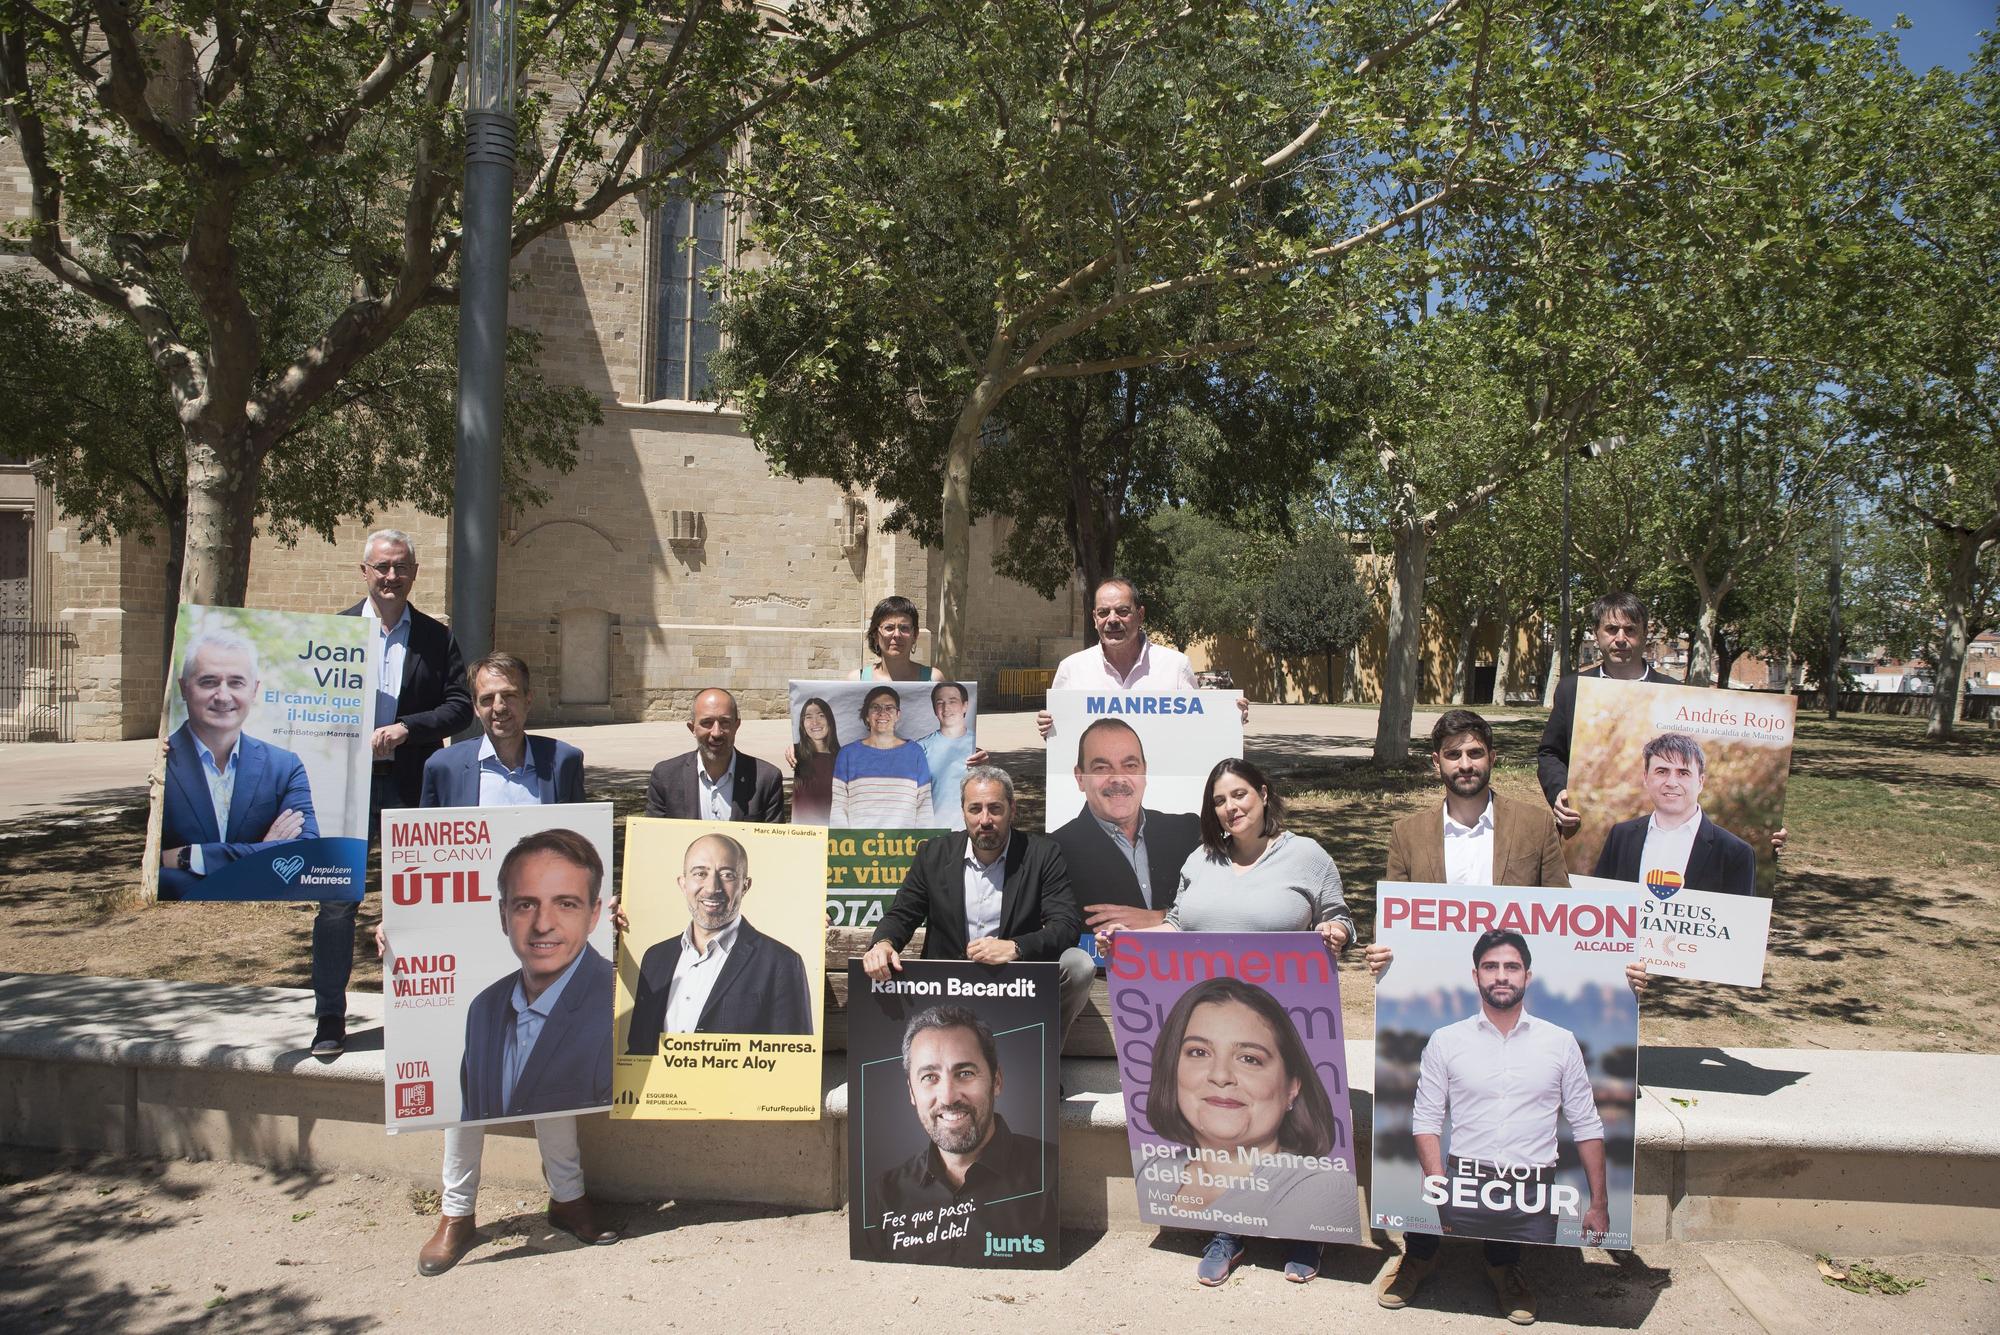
left=1558, top=434, right=1626, bottom=681
left=451, top=0, right=517, bottom=667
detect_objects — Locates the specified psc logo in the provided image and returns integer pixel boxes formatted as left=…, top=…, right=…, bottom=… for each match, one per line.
left=394, top=1081, right=435, bottom=1119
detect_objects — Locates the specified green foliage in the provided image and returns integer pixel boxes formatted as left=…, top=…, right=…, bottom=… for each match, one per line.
left=1256, top=532, right=1372, bottom=664
left=1119, top=509, right=1279, bottom=650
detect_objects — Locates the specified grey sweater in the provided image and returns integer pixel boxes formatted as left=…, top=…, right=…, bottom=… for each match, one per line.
left=1164, top=830, right=1353, bottom=946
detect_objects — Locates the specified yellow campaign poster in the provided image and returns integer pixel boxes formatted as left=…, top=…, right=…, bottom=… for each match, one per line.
left=613, top=818, right=827, bottom=1120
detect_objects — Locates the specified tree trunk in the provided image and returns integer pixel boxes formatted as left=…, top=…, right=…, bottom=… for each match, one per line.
left=1448, top=607, right=1480, bottom=705
left=934, top=393, right=990, bottom=679
left=1372, top=524, right=1430, bottom=766
left=1689, top=598, right=1722, bottom=687
left=160, top=505, right=188, bottom=673
left=1492, top=612, right=1517, bottom=705
left=177, top=429, right=263, bottom=605
left=1342, top=643, right=1360, bottom=703
left=1541, top=628, right=1563, bottom=704
left=1928, top=530, right=1980, bottom=740
left=1065, top=455, right=1120, bottom=649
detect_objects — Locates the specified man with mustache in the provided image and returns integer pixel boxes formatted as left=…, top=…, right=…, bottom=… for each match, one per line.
left=160, top=630, right=319, bottom=899
left=624, top=832, right=813, bottom=1051
left=1400, top=930, right=1610, bottom=1325
left=1035, top=576, right=1248, bottom=738
left=862, top=1005, right=1052, bottom=1264
left=1052, top=717, right=1201, bottom=934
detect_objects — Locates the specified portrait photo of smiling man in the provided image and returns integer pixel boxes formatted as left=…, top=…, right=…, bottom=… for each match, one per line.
left=159, top=628, right=319, bottom=898
left=1591, top=732, right=1757, bottom=896
left=624, top=830, right=814, bottom=1051
left=460, top=828, right=615, bottom=1122
left=1052, top=717, right=1201, bottom=935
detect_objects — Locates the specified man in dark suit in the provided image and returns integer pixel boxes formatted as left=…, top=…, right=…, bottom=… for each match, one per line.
left=624, top=831, right=813, bottom=1051
left=644, top=687, right=786, bottom=822
left=318, top=528, right=474, bottom=1057
left=158, top=629, right=319, bottom=899
left=1052, top=717, right=1201, bottom=937
left=1591, top=732, right=1757, bottom=896
left=420, top=654, right=584, bottom=808
left=863, top=766, right=1094, bottom=1039
left=1536, top=592, right=1678, bottom=835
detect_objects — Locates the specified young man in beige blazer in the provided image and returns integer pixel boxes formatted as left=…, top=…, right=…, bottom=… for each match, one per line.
left=1383, top=708, right=1567, bottom=889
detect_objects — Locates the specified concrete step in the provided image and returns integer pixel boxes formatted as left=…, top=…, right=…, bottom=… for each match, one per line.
left=2, top=972, right=1996, bottom=1248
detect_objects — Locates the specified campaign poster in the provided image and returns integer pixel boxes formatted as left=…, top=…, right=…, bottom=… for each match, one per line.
left=1104, top=932, right=1360, bottom=1244
left=1566, top=677, right=1795, bottom=897
left=846, top=959, right=1061, bottom=1267
left=1573, top=874, right=1773, bottom=987
left=613, top=818, right=828, bottom=1120
left=825, top=828, right=930, bottom=931
left=787, top=679, right=978, bottom=831
left=1042, top=689, right=1243, bottom=831
left=155, top=604, right=372, bottom=902
left=380, top=803, right=616, bottom=1130
left=1372, top=882, right=1640, bottom=1251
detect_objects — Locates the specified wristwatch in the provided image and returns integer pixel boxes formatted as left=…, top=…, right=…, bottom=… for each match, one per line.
left=178, top=846, right=192, bottom=871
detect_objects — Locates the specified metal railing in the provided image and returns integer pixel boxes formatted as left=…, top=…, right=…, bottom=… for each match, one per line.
left=0, top=621, right=76, bottom=743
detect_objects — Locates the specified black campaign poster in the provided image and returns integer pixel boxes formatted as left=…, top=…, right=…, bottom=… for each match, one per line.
left=847, top=959, right=1060, bottom=1267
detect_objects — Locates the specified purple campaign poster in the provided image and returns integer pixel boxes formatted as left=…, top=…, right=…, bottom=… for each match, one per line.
left=1106, top=931, right=1361, bottom=1243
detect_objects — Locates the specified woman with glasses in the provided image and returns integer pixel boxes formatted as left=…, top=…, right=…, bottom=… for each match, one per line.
left=829, top=686, right=936, bottom=827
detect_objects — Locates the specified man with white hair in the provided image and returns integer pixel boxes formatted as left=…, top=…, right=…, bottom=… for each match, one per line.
left=159, top=628, right=318, bottom=899
left=316, top=528, right=472, bottom=1055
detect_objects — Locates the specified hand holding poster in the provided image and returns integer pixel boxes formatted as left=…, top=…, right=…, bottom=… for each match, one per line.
left=1566, top=677, right=1795, bottom=896
left=614, top=818, right=827, bottom=1120
left=847, top=959, right=1061, bottom=1267
left=1573, top=874, right=1773, bottom=987
left=381, top=804, right=616, bottom=1130
left=156, top=604, right=372, bottom=901
left=1371, top=883, right=1640, bottom=1251
left=1042, top=689, right=1244, bottom=831
left=1105, top=932, right=1360, bottom=1244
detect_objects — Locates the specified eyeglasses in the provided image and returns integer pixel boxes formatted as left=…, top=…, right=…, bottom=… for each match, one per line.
left=365, top=561, right=417, bottom=577
left=1093, top=604, right=1135, bottom=620
left=867, top=703, right=901, bottom=715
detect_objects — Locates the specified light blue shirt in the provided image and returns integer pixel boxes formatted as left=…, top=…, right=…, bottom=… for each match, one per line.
left=476, top=736, right=541, bottom=806
left=918, top=730, right=977, bottom=812
left=1093, top=809, right=1153, bottom=907
left=697, top=751, right=737, bottom=820
left=368, top=605, right=411, bottom=730
left=501, top=947, right=588, bottom=1108
left=186, top=731, right=239, bottom=876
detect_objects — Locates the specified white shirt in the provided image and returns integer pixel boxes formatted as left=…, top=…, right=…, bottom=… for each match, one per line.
left=664, top=918, right=740, bottom=1033
left=1412, top=1009, right=1604, bottom=1167
left=962, top=844, right=1006, bottom=942
left=696, top=752, right=737, bottom=820
left=365, top=604, right=411, bottom=730
left=186, top=731, right=239, bottom=876
left=1050, top=638, right=1197, bottom=692
left=1638, top=808, right=1704, bottom=891
left=1441, top=795, right=1496, bottom=886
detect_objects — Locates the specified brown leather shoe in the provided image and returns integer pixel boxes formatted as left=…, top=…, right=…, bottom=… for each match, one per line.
left=547, top=1195, right=619, bottom=1246
left=1487, top=1262, right=1538, bottom=1325
left=416, top=1215, right=477, bottom=1276
left=1377, top=1250, right=1437, bottom=1309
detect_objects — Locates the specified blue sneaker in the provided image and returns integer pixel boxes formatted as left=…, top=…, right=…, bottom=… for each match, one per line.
left=1284, top=1241, right=1321, bottom=1283
left=1196, top=1232, right=1244, bottom=1286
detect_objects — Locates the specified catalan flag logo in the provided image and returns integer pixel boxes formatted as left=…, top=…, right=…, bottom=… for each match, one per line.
left=1645, top=868, right=1684, bottom=902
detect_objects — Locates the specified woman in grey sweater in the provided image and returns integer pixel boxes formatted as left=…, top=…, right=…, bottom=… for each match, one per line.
left=1099, top=757, right=1353, bottom=1288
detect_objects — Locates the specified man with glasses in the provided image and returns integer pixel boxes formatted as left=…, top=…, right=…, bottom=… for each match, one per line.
left=319, top=528, right=472, bottom=1056
left=1038, top=578, right=1250, bottom=737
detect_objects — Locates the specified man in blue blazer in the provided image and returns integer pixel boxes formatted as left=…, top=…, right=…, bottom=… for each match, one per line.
left=379, top=653, right=618, bottom=1277
left=159, top=629, right=318, bottom=899
left=623, top=831, right=813, bottom=1052
left=1592, top=732, right=1758, bottom=896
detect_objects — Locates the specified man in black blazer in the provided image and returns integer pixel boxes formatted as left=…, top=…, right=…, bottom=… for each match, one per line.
left=1052, top=717, right=1202, bottom=937
left=1536, top=592, right=1678, bottom=834
left=863, top=766, right=1095, bottom=1039
left=624, top=831, right=813, bottom=1051
left=1591, top=732, right=1758, bottom=895
left=318, top=528, right=475, bottom=1057
left=644, top=687, right=786, bottom=822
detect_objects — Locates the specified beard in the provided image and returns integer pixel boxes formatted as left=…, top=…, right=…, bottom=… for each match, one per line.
left=924, top=1102, right=989, bottom=1154
left=1479, top=981, right=1524, bottom=1011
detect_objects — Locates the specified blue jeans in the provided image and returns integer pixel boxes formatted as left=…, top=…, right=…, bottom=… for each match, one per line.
left=313, top=771, right=402, bottom=1019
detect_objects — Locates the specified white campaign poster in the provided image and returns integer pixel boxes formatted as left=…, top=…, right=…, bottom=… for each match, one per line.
left=1042, top=689, right=1244, bottom=830
left=1573, top=874, right=1773, bottom=987
left=381, top=803, right=616, bottom=1131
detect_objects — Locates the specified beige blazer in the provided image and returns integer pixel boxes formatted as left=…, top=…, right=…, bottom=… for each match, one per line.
left=1384, top=790, right=1569, bottom=888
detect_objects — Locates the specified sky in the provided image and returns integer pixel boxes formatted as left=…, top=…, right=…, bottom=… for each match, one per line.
left=1836, top=1, right=1991, bottom=71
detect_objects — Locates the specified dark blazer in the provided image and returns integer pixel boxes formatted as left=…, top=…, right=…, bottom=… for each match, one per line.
left=460, top=943, right=615, bottom=1121
left=420, top=734, right=585, bottom=808
left=1537, top=664, right=1680, bottom=805
left=1051, top=807, right=1201, bottom=912
left=1385, top=791, right=1569, bottom=888
left=644, top=749, right=786, bottom=822
left=160, top=723, right=319, bottom=898
left=624, top=915, right=813, bottom=1052
left=1593, top=813, right=1757, bottom=896
left=338, top=601, right=474, bottom=808
left=870, top=829, right=1082, bottom=964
